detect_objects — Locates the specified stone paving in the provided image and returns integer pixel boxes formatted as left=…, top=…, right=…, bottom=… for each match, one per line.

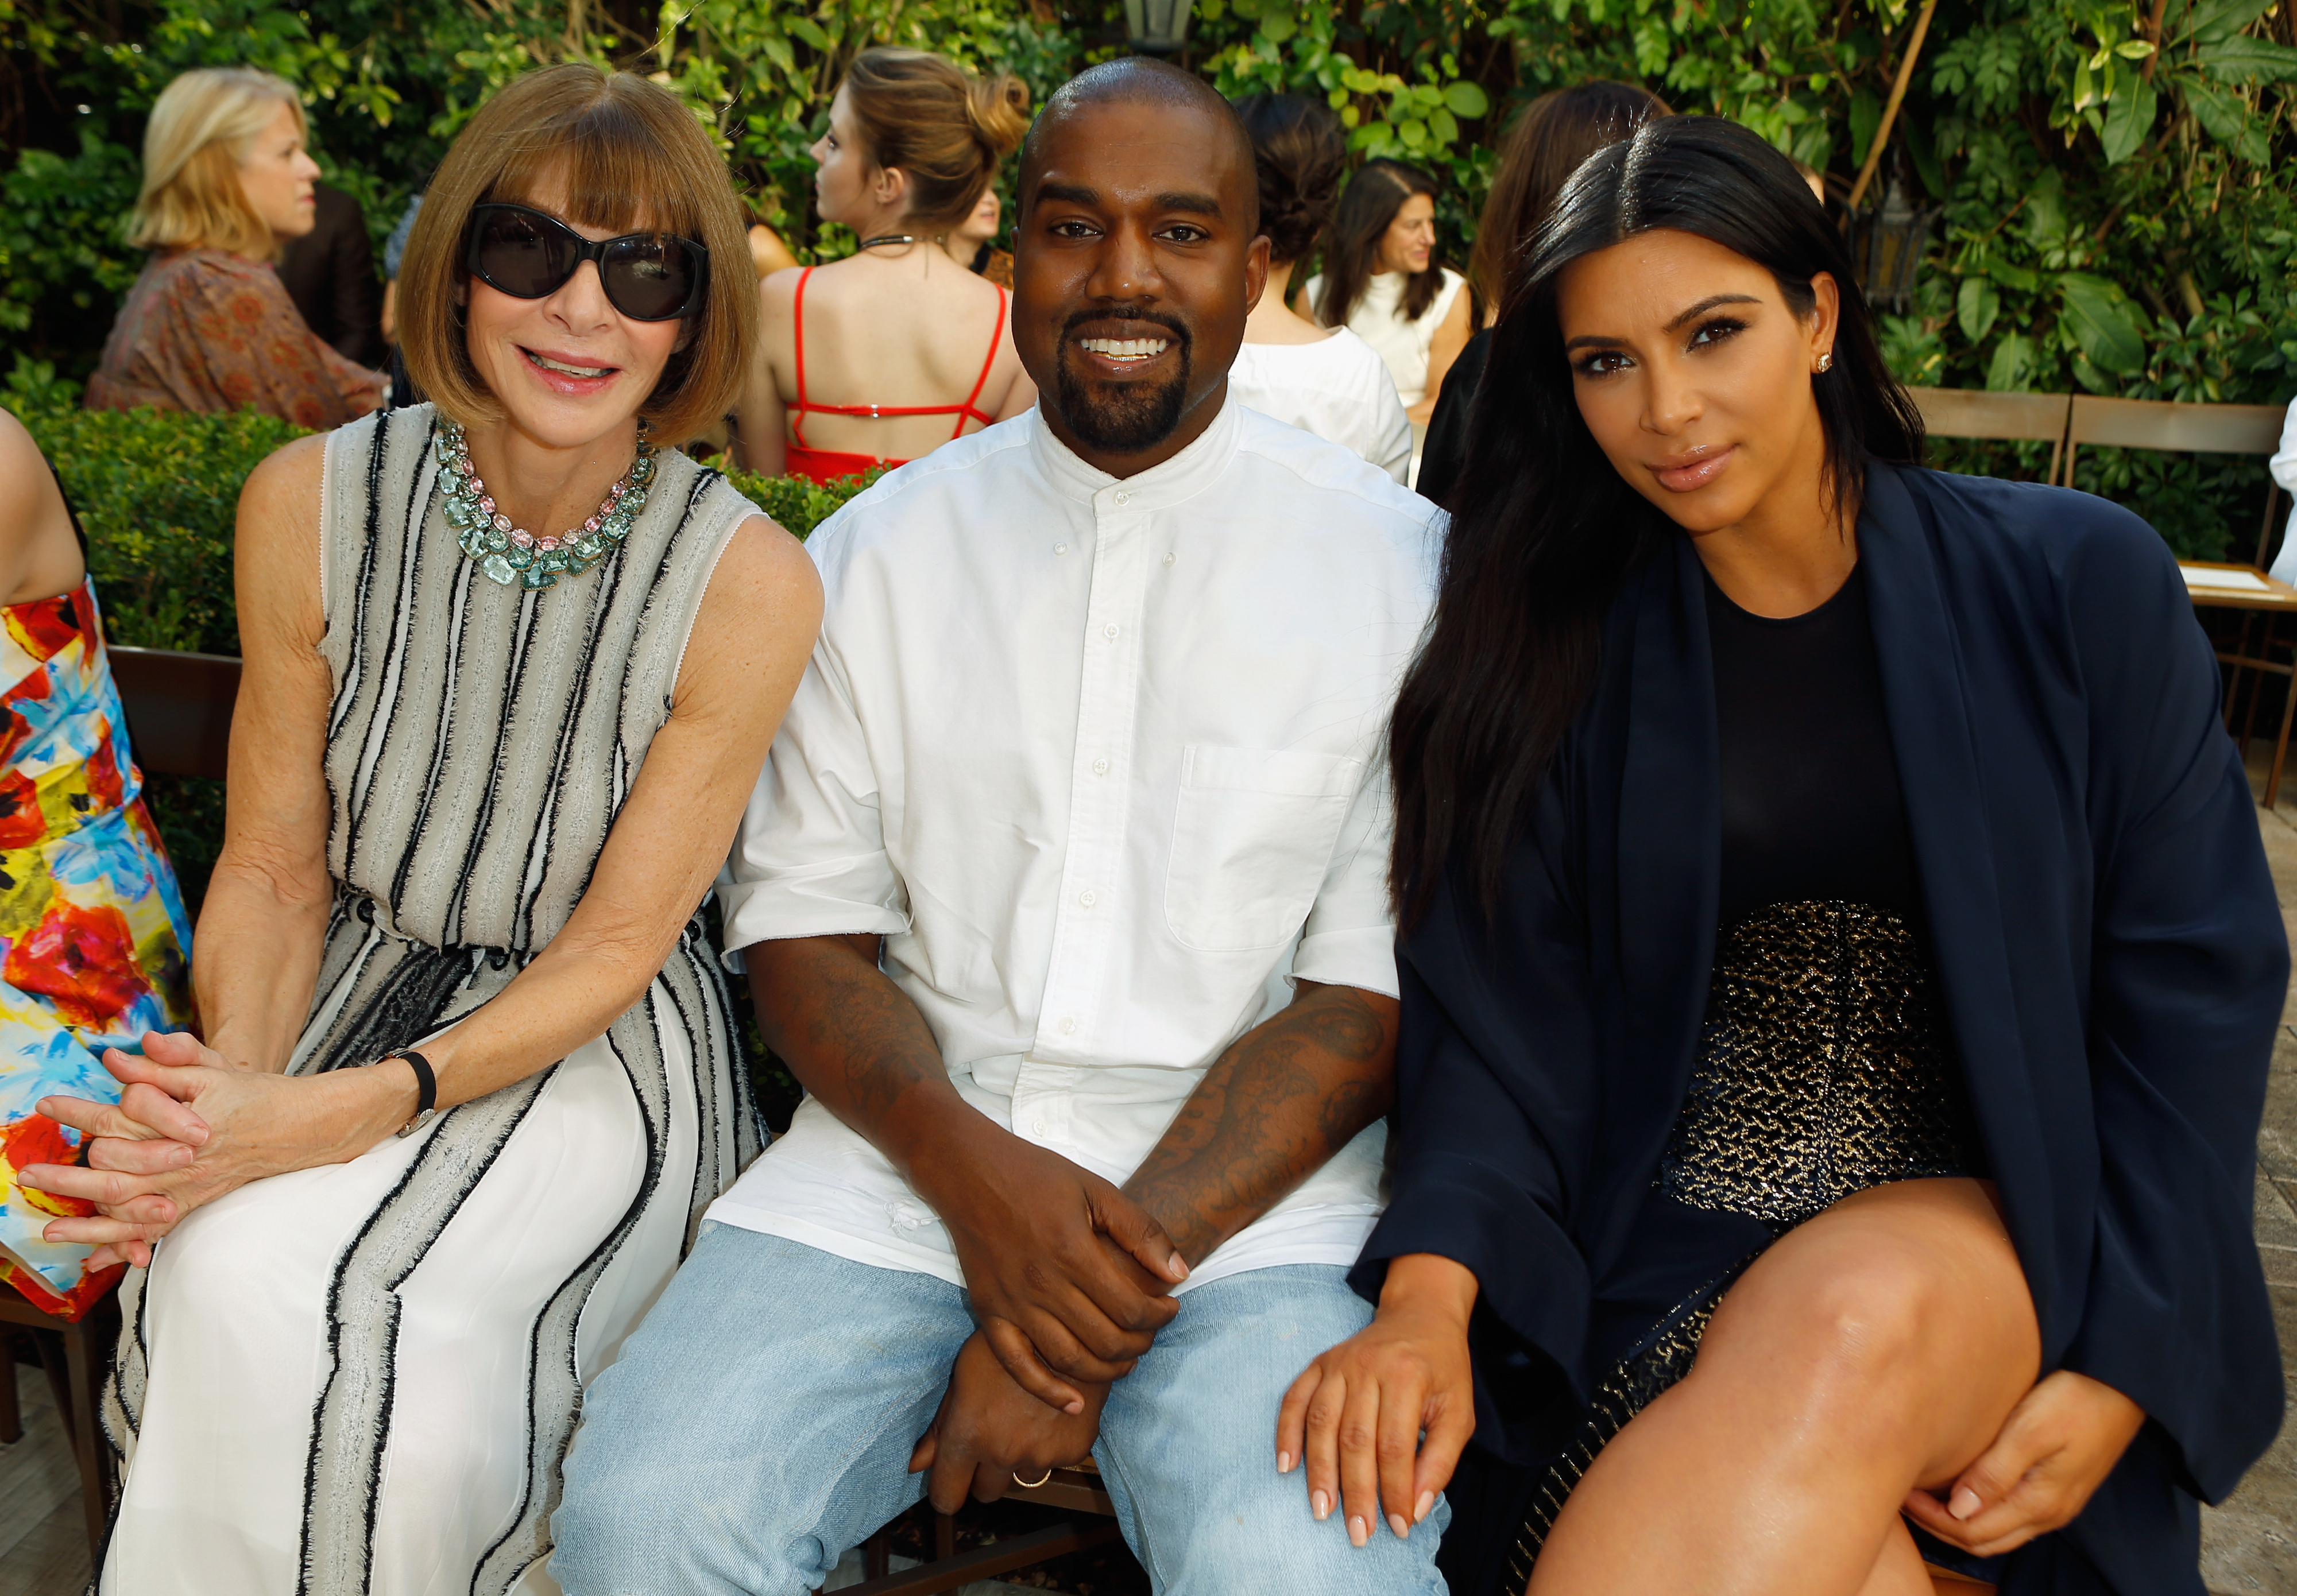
left=2201, top=799, right=2297, bottom=1595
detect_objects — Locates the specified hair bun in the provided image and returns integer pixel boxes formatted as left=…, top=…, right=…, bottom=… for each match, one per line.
left=967, top=72, right=1031, bottom=158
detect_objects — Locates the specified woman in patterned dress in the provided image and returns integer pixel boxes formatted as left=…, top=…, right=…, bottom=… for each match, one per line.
left=0, top=409, right=196, bottom=1320
left=25, top=64, right=822, bottom=1594
left=87, top=67, right=384, bottom=429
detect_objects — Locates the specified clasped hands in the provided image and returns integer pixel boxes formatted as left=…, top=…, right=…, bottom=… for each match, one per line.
left=906, top=1129, right=1190, bottom=1513
left=16, top=1030, right=400, bottom=1270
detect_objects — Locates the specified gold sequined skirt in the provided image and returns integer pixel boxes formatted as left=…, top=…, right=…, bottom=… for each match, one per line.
left=1510, top=900, right=1983, bottom=1584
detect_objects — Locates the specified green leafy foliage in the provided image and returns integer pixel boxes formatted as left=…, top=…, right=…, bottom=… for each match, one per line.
left=721, top=464, right=883, bottom=538
left=5, top=358, right=301, bottom=655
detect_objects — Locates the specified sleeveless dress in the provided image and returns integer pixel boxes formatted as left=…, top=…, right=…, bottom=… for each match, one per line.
left=98, top=404, right=765, bottom=1596
left=0, top=574, right=194, bottom=1319
left=782, top=264, right=1006, bottom=485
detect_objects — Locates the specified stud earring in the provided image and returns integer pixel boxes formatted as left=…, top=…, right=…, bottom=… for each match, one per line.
left=1815, top=351, right=1834, bottom=372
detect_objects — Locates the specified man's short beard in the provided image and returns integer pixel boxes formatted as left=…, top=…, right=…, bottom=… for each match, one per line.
left=1054, top=332, right=1193, bottom=455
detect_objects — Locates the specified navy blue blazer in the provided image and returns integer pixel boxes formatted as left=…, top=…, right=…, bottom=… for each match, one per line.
left=1358, top=463, right=2287, bottom=1594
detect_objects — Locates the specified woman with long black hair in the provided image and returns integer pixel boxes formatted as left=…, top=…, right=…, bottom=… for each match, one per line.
left=1275, top=116, right=2285, bottom=1596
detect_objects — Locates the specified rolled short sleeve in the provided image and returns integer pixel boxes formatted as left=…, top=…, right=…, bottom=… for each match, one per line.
left=717, top=635, right=908, bottom=966
left=1290, top=751, right=1400, bottom=997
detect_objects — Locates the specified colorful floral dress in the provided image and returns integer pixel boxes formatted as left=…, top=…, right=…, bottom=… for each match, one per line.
left=0, top=576, right=195, bottom=1316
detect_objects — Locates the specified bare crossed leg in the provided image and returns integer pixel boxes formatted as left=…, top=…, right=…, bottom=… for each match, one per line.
left=1529, top=1178, right=2041, bottom=1596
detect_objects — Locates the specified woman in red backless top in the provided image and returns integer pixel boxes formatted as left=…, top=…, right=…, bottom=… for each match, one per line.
left=735, top=48, right=1037, bottom=486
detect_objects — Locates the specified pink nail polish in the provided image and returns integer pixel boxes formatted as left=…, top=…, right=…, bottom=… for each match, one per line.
left=1414, top=1490, right=1435, bottom=1524
left=1388, top=1513, right=1410, bottom=1539
left=1950, top=1486, right=1983, bottom=1520
left=1312, top=1490, right=1329, bottom=1520
left=1348, top=1515, right=1368, bottom=1548
left=1277, top=1451, right=1293, bottom=1474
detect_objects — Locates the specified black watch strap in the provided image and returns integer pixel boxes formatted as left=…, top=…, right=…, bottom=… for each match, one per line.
left=384, top=1049, right=440, bottom=1137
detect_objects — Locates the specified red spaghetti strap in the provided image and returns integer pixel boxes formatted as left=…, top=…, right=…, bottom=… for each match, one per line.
left=790, top=266, right=815, bottom=451
left=953, top=286, right=1008, bottom=437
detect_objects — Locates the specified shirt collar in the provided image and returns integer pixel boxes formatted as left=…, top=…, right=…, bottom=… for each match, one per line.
left=1026, top=392, right=1241, bottom=514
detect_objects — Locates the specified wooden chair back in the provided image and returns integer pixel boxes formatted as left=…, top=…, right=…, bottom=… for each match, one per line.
left=2064, top=396, right=2287, bottom=565
left=107, top=646, right=241, bottom=781
left=1907, top=388, right=2072, bottom=484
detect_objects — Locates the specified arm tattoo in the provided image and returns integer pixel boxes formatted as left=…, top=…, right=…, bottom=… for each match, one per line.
left=747, top=936, right=950, bottom=1129
left=1123, top=983, right=1397, bottom=1264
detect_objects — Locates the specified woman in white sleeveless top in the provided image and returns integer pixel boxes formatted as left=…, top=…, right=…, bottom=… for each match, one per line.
left=1302, top=157, right=1472, bottom=429
left=22, top=65, right=821, bottom=1595
left=1225, top=94, right=1411, bottom=484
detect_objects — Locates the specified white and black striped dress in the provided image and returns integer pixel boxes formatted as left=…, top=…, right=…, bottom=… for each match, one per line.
left=98, top=403, right=765, bottom=1596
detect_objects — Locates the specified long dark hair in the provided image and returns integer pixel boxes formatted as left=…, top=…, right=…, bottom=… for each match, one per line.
left=1467, top=81, right=1669, bottom=324
left=1389, top=115, right=1925, bottom=924
left=1231, top=92, right=1347, bottom=266
left=1314, top=157, right=1443, bottom=328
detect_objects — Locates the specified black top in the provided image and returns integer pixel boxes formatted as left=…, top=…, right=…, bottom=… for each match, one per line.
left=1413, top=327, right=1489, bottom=509
left=278, top=183, right=384, bottom=369
left=1356, top=467, right=2287, bottom=1596
left=1706, top=562, right=1921, bottom=931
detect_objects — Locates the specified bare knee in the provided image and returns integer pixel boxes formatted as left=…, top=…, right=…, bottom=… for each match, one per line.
left=1694, top=1182, right=2039, bottom=1452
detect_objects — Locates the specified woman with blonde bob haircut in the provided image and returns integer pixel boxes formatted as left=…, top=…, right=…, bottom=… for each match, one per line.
left=89, top=66, right=384, bottom=426
left=26, top=63, right=823, bottom=1596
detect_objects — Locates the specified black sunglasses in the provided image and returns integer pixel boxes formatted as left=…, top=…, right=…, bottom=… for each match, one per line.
left=465, top=203, right=708, bottom=323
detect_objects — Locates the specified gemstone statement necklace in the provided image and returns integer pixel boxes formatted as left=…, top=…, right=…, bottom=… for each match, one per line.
left=433, top=419, right=656, bottom=590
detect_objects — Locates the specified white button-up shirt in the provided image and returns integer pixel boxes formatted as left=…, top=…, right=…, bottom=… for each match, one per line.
left=709, top=400, right=1441, bottom=1292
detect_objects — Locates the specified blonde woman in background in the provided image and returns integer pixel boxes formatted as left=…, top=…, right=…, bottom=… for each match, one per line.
left=88, top=67, right=384, bottom=428
left=734, top=47, right=1037, bottom=484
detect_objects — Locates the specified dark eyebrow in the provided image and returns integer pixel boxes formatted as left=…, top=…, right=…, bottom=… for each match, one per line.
left=1154, top=191, right=1224, bottom=218
left=1029, top=181, right=1225, bottom=220
left=1664, top=292, right=1761, bottom=331
left=1033, top=181, right=1102, bottom=210
left=1563, top=292, right=1765, bottom=352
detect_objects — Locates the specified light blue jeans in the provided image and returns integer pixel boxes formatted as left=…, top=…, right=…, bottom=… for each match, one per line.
left=551, top=1225, right=1448, bottom=1595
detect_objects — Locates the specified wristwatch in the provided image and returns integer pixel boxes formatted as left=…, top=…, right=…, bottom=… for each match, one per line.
left=384, top=1049, right=441, bottom=1138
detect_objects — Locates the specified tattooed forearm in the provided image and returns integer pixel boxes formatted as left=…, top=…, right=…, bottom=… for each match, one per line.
left=1123, top=981, right=1398, bottom=1265
left=744, top=933, right=968, bottom=1146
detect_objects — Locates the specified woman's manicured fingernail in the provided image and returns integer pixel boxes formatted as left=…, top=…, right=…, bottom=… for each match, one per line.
left=1388, top=1512, right=1410, bottom=1539
left=1312, top=1490, right=1330, bottom=1520
left=1348, top=1514, right=1368, bottom=1548
left=1950, top=1486, right=1983, bottom=1520
left=1277, top=1451, right=1293, bottom=1474
left=1414, top=1490, right=1435, bottom=1524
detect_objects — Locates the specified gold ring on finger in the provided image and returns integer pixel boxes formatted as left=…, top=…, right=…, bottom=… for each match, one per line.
left=1012, top=1467, right=1054, bottom=1489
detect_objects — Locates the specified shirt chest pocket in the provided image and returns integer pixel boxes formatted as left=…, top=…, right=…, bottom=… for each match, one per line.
left=1164, top=745, right=1364, bottom=952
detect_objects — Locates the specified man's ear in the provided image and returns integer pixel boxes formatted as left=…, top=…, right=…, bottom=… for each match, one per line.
left=1242, top=233, right=1272, bottom=316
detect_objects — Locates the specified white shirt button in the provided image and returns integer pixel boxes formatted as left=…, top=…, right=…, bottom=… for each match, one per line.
left=1059, top=1016, right=1077, bottom=1035
left=1079, top=889, right=1098, bottom=907
left=1054, top=543, right=1068, bottom=555
left=1164, top=552, right=1176, bottom=566
left=1032, top=1118, right=1047, bottom=1136
left=1114, top=490, right=1132, bottom=505
left=1103, top=623, right=1119, bottom=640
left=1092, top=756, right=1109, bottom=776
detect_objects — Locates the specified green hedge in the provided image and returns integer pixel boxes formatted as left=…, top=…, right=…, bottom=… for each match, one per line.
left=1, top=368, right=872, bottom=939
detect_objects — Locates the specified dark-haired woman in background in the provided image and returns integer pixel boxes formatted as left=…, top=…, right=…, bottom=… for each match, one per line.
left=1228, top=94, right=1411, bottom=482
left=1416, top=82, right=1668, bottom=507
left=1278, top=116, right=2283, bottom=1596
left=1305, top=158, right=1471, bottom=444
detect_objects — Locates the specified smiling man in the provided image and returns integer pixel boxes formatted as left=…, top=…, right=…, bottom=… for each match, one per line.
left=549, top=58, right=1444, bottom=1595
